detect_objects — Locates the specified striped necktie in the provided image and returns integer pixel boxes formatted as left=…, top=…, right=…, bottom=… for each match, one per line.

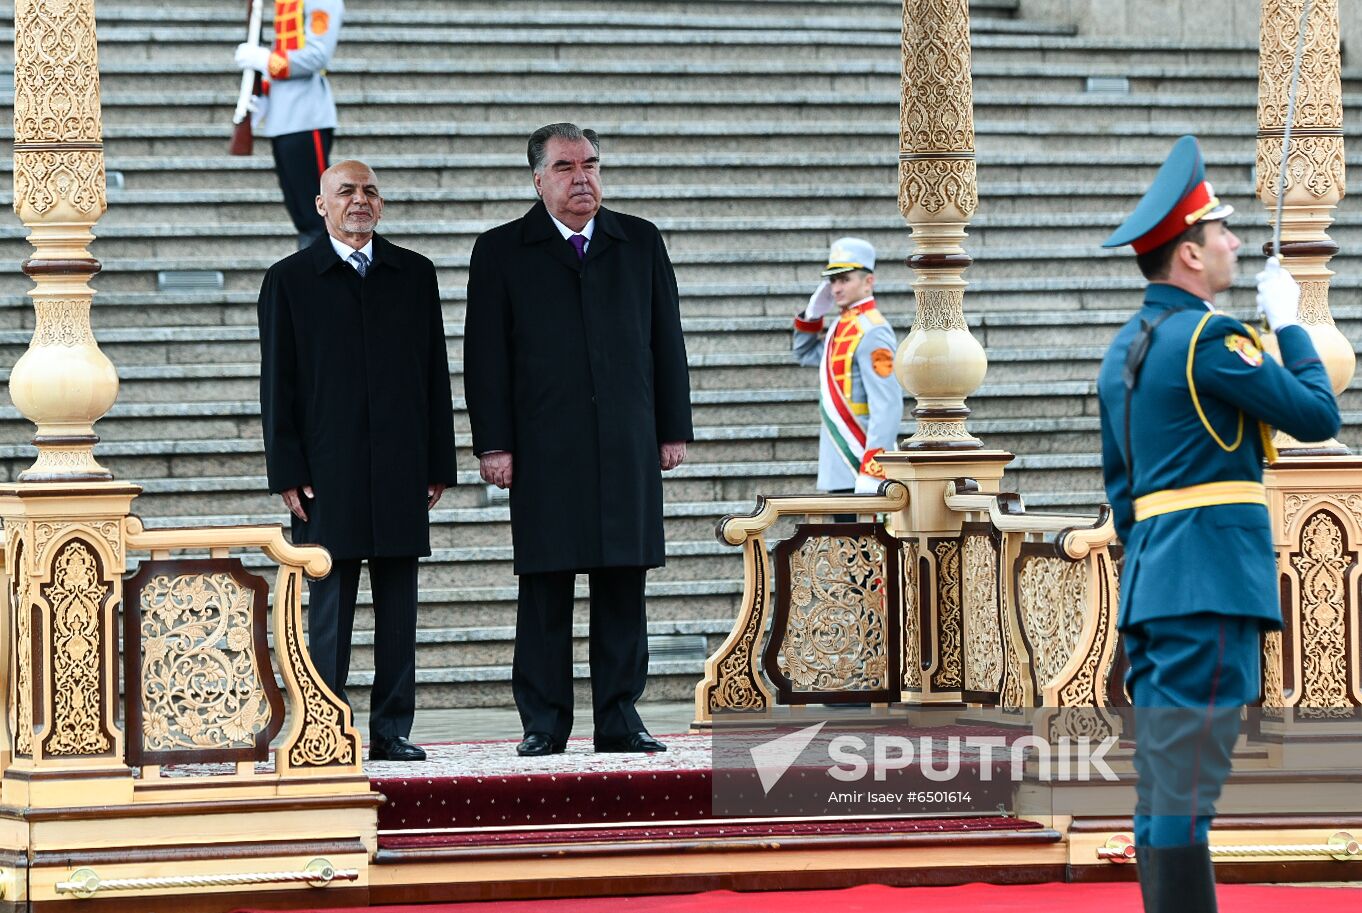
left=348, top=250, right=370, bottom=277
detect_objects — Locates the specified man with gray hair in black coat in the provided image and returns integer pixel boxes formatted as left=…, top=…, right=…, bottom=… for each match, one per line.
left=258, top=159, right=457, bottom=762
left=464, top=123, right=693, bottom=757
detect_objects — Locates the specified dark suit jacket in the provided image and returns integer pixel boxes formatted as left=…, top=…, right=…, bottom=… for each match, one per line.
left=258, top=234, right=458, bottom=559
left=463, top=202, right=694, bottom=574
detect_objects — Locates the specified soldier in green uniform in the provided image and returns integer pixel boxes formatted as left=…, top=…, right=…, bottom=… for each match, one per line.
left=1097, top=135, right=1340, bottom=913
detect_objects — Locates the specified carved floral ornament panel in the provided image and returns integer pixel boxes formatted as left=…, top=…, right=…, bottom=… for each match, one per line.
left=13, top=150, right=106, bottom=219
left=709, top=538, right=772, bottom=713
left=902, top=541, right=920, bottom=690
left=137, top=572, right=275, bottom=753
left=963, top=534, right=1002, bottom=693
left=781, top=534, right=890, bottom=692
left=1255, top=136, right=1346, bottom=203
left=899, top=0, right=975, bottom=152
left=899, top=158, right=979, bottom=220
left=1288, top=509, right=1357, bottom=715
left=1257, top=0, right=1342, bottom=128
left=12, top=0, right=105, bottom=144
left=1017, top=556, right=1087, bottom=691
left=41, top=539, right=112, bottom=756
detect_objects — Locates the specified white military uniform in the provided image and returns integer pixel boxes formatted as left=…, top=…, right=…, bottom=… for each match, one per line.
left=792, top=238, right=903, bottom=493
left=253, top=0, right=343, bottom=138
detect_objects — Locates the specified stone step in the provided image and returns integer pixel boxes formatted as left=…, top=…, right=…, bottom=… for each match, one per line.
left=12, top=89, right=1359, bottom=130
left=137, top=500, right=751, bottom=550
left=13, top=0, right=995, bottom=12
left=2, top=274, right=1339, bottom=333
left=0, top=2, right=1020, bottom=34
left=9, top=29, right=1271, bottom=72
left=10, top=18, right=1068, bottom=65
left=0, top=281, right=1345, bottom=334
left=5, top=148, right=1329, bottom=192
left=0, top=120, right=1280, bottom=159
left=3, top=245, right=1355, bottom=299
left=47, top=58, right=1362, bottom=98
left=8, top=211, right=1362, bottom=268
left=0, top=175, right=1287, bottom=214
left=0, top=323, right=1114, bottom=375
left=345, top=622, right=730, bottom=673
left=339, top=658, right=704, bottom=709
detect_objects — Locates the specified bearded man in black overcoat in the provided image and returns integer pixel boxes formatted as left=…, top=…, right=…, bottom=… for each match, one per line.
left=464, top=123, right=694, bottom=757
left=258, top=159, right=457, bottom=762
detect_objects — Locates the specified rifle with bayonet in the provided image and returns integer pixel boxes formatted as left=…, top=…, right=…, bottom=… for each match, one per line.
left=230, top=0, right=265, bottom=156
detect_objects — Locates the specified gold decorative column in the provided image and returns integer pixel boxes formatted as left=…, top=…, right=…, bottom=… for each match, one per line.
left=1256, top=0, right=1362, bottom=755
left=894, top=0, right=988, bottom=450
left=9, top=0, right=117, bottom=482
left=884, top=0, right=1013, bottom=705
left=1256, top=0, right=1352, bottom=454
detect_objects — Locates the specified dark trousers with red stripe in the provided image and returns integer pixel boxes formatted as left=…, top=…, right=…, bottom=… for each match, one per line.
left=1123, top=613, right=1262, bottom=848
left=270, top=127, right=333, bottom=249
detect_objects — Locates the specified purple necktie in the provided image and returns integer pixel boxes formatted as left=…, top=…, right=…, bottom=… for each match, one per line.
left=569, top=233, right=587, bottom=261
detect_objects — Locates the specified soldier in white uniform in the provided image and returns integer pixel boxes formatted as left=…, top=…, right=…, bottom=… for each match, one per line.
left=235, top=0, right=344, bottom=248
left=793, top=238, right=904, bottom=495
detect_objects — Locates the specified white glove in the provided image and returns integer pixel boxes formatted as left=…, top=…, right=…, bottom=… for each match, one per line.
left=1255, top=256, right=1301, bottom=332
left=805, top=280, right=834, bottom=321
left=853, top=473, right=882, bottom=495
left=235, top=43, right=272, bottom=74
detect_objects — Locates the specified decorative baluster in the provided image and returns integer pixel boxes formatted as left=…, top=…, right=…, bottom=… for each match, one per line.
left=1257, top=0, right=1362, bottom=748
left=9, top=0, right=119, bottom=481
left=895, top=0, right=988, bottom=450
left=885, top=0, right=1014, bottom=706
left=1256, top=0, right=1351, bottom=454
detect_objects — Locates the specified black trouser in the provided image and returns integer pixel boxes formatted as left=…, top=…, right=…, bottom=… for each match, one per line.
left=270, top=127, right=332, bottom=249
left=307, top=556, right=417, bottom=743
left=513, top=567, right=649, bottom=743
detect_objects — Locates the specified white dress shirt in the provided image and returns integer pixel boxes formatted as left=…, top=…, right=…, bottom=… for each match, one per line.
left=330, top=235, right=374, bottom=270
left=547, top=213, right=596, bottom=254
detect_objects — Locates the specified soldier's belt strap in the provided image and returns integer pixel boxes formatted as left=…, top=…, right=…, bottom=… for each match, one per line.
left=1133, top=481, right=1266, bottom=522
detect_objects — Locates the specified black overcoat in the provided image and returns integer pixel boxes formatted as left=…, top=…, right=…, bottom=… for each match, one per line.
left=463, top=202, right=694, bottom=575
left=258, top=234, right=458, bottom=560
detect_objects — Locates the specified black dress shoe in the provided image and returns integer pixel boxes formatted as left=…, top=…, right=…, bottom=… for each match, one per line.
left=369, top=735, right=427, bottom=762
left=516, top=733, right=566, bottom=757
left=594, top=731, right=667, bottom=753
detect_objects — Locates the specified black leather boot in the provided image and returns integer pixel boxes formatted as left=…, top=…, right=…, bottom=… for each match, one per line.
left=1149, top=844, right=1218, bottom=913
left=1135, top=844, right=1159, bottom=913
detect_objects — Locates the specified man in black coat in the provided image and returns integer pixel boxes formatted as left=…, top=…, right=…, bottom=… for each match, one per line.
left=464, top=123, right=694, bottom=757
left=258, top=159, right=457, bottom=762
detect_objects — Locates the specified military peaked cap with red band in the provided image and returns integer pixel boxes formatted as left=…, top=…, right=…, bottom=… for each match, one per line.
left=1102, top=135, right=1234, bottom=254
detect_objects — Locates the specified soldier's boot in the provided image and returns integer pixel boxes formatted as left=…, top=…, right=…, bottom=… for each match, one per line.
left=1147, top=844, right=1218, bottom=913
left=1135, top=844, right=1159, bottom=913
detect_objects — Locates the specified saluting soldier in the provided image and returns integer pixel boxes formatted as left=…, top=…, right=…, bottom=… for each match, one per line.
left=1096, top=136, right=1340, bottom=913
left=793, top=238, right=904, bottom=497
left=235, top=0, right=344, bottom=248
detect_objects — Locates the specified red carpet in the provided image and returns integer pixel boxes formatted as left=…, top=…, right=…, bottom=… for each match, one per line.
left=369, top=729, right=1018, bottom=831
left=236, top=880, right=1361, bottom=913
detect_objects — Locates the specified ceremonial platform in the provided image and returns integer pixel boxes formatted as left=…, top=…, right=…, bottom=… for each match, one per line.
left=2, top=0, right=1362, bottom=909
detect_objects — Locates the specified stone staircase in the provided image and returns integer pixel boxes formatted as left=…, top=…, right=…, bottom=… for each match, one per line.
left=1, top=0, right=1359, bottom=709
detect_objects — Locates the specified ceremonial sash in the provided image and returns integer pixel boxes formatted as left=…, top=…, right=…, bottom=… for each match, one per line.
left=818, top=308, right=870, bottom=474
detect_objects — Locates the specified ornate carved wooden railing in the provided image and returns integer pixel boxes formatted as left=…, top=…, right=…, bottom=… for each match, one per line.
left=694, top=477, right=1122, bottom=741
left=118, top=517, right=362, bottom=784
left=693, top=482, right=910, bottom=725
left=943, top=481, right=1124, bottom=741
